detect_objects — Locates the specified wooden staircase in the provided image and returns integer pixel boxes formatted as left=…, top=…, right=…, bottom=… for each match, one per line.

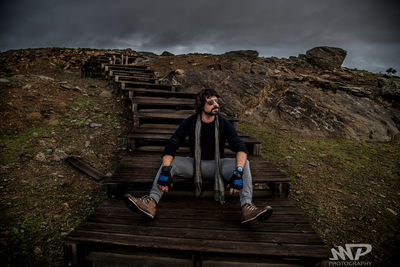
left=64, top=53, right=330, bottom=266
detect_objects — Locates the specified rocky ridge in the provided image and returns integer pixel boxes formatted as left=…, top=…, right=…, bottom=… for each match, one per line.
left=1, top=46, right=400, bottom=142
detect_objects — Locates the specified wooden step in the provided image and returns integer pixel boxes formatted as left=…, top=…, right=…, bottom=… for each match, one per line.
left=128, top=136, right=259, bottom=156
left=127, top=132, right=259, bottom=147
left=126, top=89, right=197, bottom=99
left=103, top=64, right=150, bottom=72
left=135, top=109, right=195, bottom=120
left=129, top=125, right=250, bottom=137
left=120, top=81, right=172, bottom=90
left=132, top=96, right=196, bottom=107
left=115, top=75, right=157, bottom=83
left=108, top=70, right=155, bottom=78
left=103, top=153, right=290, bottom=187
left=64, top=198, right=328, bottom=266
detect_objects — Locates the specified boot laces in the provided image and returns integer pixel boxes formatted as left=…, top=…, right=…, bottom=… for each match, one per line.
left=246, top=203, right=257, bottom=211
left=141, top=195, right=152, bottom=203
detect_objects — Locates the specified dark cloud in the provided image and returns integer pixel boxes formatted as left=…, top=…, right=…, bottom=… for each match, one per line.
left=1, top=0, right=399, bottom=72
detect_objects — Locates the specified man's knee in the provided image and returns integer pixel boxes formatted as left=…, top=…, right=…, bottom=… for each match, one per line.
left=171, top=157, right=194, bottom=178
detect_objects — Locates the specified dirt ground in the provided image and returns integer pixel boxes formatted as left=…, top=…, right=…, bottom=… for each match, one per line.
left=0, top=63, right=130, bottom=265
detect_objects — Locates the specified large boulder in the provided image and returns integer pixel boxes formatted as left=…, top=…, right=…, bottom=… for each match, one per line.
left=223, top=50, right=259, bottom=60
left=382, top=78, right=400, bottom=100
left=220, top=50, right=259, bottom=73
left=305, top=46, right=347, bottom=70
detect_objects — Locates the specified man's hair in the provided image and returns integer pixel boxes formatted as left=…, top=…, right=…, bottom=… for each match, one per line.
left=196, top=89, right=220, bottom=113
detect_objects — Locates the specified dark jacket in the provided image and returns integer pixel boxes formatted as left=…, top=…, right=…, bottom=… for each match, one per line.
left=163, top=114, right=248, bottom=160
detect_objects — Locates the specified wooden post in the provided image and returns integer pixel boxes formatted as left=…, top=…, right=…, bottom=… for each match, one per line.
left=192, top=254, right=203, bottom=267
left=253, top=144, right=261, bottom=156
left=64, top=243, right=89, bottom=267
left=280, top=182, right=290, bottom=198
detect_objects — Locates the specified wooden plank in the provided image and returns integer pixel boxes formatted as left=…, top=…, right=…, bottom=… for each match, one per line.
left=86, top=252, right=192, bottom=267
left=130, top=126, right=250, bottom=137
left=129, top=89, right=197, bottom=98
left=103, top=64, right=150, bottom=71
left=66, top=156, right=104, bottom=181
left=115, top=75, right=156, bottom=83
left=75, top=222, right=325, bottom=245
left=109, top=70, right=155, bottom=78
left=81, top=216, right=316, bottom=234
left=136, top=110, right=194, bottom=120
left=121, top=81, right=172, bottom=90
left=65, top=230, right=328, bottom=259
left=132, top=96, right=196, bottom=106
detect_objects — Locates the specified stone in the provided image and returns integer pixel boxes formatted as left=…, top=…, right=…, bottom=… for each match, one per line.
left=35, top=152, right=47, bottom=162
left=37, top=75, right=55, bottom=81
left=305, top=46, right=347, bottom=70
left=0, top=78, right=10, bottom=83
left=89, top=123, right=102, bottom=128
left=34, top=247, right=42, bottom=255
left=224, top=50, right=259, bottom=60
left=53, top=149, right=67, bottom=161
left=161, top=51, right=174, bottom=56
left=60, top=84, right=72, bottom=90
left=382, top=79, right=400, bottom=99
left=99, top=90, right=112, bottom=98
left=387, top=208, right=398, bottom=216
left=175, top=69, right=185, bottom=75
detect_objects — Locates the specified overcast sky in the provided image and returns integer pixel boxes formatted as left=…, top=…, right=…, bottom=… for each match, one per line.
left=0, top=0, right=399, bottom=73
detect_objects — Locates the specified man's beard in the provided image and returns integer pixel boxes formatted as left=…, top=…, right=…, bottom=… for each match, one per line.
left=205, top=108, right=219, bottom=116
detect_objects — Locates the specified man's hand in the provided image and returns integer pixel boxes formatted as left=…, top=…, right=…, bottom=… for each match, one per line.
left=157, top=166, right=173, bottom=192
left=227, top=167, right=244, bottom=195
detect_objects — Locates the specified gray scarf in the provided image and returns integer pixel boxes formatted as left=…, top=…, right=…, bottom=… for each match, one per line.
left=194, top=114, right=225, bottom=204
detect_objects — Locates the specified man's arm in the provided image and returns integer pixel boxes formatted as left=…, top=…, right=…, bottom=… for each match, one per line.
left=158, top=115, right=194, bottom=193
left=158, top=155, right=174, bottom=193
left=236, top=151, right=247, bottom=169
left=162, top=155, right=174, bottom=166
left=227, top=151, right=247, bottom=195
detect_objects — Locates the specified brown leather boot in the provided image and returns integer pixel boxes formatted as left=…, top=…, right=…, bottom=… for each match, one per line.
left=241, top=203, right=273, bottom=226
left=123, top=194, right=157, bottom=220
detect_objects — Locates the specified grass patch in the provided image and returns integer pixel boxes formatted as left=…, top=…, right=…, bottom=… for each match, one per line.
left=0, top=125, right=55, bottom=165
left=239, top=123, right=400, bottom=264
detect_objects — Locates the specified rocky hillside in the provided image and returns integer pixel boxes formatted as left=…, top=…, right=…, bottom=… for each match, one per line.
left=2, top=47, right=399, bottom=142
left=153, top=48, right=400, bottom=142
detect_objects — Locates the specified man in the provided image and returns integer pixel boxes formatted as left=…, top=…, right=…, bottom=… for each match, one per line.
left=124, top=89, right=272, bottom=226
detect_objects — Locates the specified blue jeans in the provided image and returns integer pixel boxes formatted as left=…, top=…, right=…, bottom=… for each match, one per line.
left=150, top=156, right=253, bottom=206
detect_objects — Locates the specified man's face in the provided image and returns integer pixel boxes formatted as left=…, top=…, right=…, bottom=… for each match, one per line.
left=203, top=96, right=220, bottom=116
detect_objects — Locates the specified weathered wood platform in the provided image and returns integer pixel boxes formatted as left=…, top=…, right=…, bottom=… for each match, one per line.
left=102, top=152, right=289, bottom=198
left=68, top=55, right=330, bottom=266
left=64, top=197, right=329, bottom=266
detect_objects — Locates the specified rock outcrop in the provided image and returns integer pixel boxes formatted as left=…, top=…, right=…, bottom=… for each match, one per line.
left=1, top=46, right=399, bottom=142
left=167, top=48, right=400, bottom=142
left=305, top=46, right=347, bottom=70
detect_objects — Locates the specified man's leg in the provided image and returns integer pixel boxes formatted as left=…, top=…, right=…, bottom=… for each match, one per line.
left=125, top=156, right=194, bottom=220
left=150, top=156, right=194, bottom=203
left=220, top=158, right=272, bottom=226
left=220, top=158, right=253, bottom=206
